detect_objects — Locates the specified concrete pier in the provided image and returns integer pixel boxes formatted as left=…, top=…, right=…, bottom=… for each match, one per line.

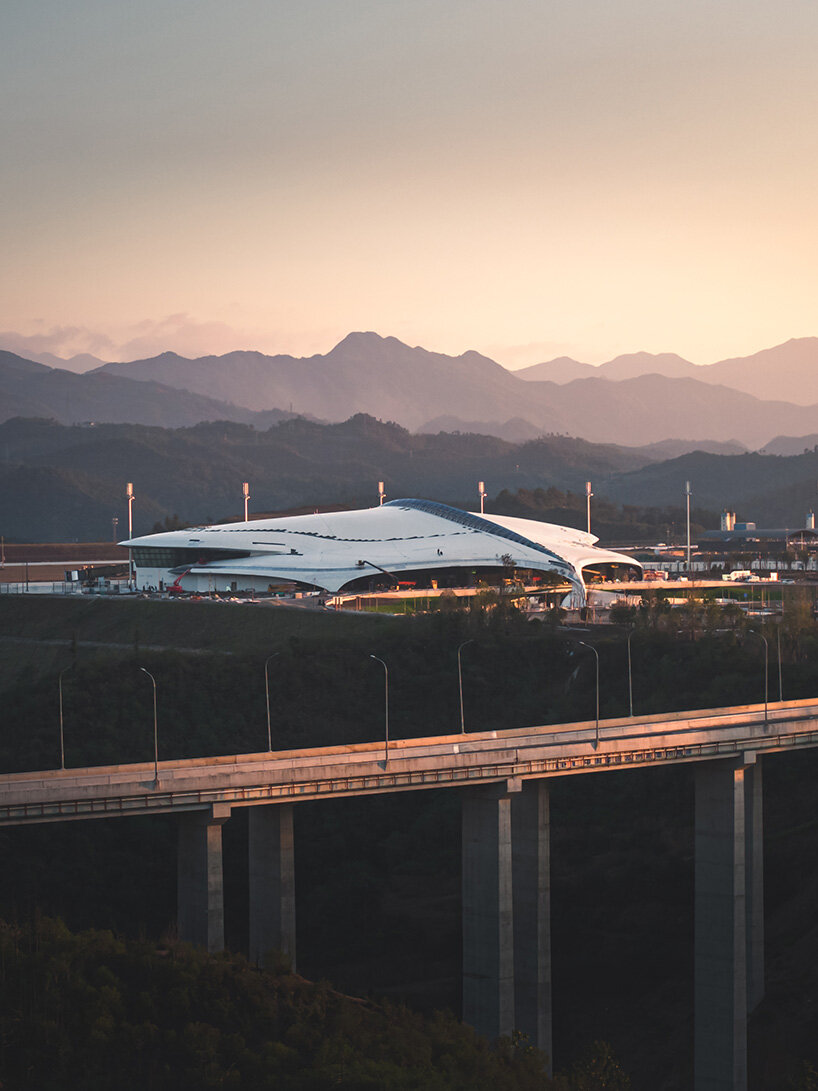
left=511, top=779, right=552, bottom=1068
left=462, top=784, right=515, bottom=1040
left=744, top=759, right=764, bottom=1013
left=694, top=761, right=747, bottom=1091
left=177, top=803, right=231, bottom=952
left=248, top=803, right=296, bottom=970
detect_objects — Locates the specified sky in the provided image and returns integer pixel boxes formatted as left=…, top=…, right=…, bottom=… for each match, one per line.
left=2, top=0, right=817, bottom=367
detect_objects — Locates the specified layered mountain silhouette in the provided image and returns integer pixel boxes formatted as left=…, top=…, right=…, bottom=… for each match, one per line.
left=517, top=351, right=698, bottom=383
left=518, top=337, right=818, bottom=404
left=0, top=415, right=657, bottom=541
left=2, top=332, right=817, bottom=448
left=1, top=413, right=813, bottom=542
left=89, top=332, right=818, bottom=448
left=0, top=351, right=298, bottom=430
left=604, top=447, right=818, bottom=527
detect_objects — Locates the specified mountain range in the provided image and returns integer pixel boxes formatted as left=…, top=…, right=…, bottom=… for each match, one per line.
left=0, top=415, right=656, bottom=542
left=516, top=337, right=818, bottom=404
left=3, top=413, right=818, bottom=543
left=2, top=332, right=818, bottom=449
left=0, top=350, right=298, bottom=430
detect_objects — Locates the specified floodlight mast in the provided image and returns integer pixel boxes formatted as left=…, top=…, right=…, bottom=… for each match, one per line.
left=685, top=480, right=692, bottom=574
left=378, top=481, right=385, bottom=506
left=243, top=481, right=250, bottom=522
left=586, top=481, right=593, bottom=535
left=126, top=482, right=134, bottom=588
left=478, top=481, right=486, bottom=515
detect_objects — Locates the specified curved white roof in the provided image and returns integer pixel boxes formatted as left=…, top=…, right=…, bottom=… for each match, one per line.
left=122, top=498, right=640, bottom=600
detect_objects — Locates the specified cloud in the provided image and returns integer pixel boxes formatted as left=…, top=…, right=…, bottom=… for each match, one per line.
left=117, top=315, right=261, bottom=360
left=0, top=315, right=263, bottom=363
left=0, top=325, right=119, bottom=361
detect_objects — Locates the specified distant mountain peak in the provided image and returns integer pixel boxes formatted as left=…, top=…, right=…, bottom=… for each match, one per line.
left=605, top=350, right=693, bottom=365
left=151, top=350, right=191, bottom=362
left=332, top=331, right=392, bottom=349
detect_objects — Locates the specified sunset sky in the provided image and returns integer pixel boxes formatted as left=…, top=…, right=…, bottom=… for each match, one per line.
left=2, top=0, right=817, bottom=367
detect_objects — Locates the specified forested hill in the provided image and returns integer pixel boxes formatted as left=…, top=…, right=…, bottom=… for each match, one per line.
left=605, top=447, right=818, bottom=525
left=3, top=414, right=818, bottom=542
left=0, top=415, right=653, bottom=541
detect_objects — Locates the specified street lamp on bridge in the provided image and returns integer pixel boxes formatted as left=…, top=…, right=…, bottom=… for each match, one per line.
left=58, top=663, right=74, bottom=770
left=457, top=639, right=474, bottom=733
left=777, top=623, right=783, bottom=702
left=747, top=629, right=769, bottom=724
left=575, top=640, right=600, bottom=749
left=138, top=667, right=159, bottom=785
left=369, top=655, right=389, bottom=765
left=264, top=653, right=279, bottom=752
left=626, top=628, right=636, bottom=719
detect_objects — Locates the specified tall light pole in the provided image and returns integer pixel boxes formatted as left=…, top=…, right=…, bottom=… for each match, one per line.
left=576, top=640, right=600, bottom=749
left=478, top=481, right=486, bottom=515
left=139, top=667, right=159, bottom=784
left=378, top=481, right=386, bottom=506
left=626, top=628, right=635, bottom=718
left=126, top=482, right=134, bottom=588
left=58, top=663, right=73, bottom=770
left=777, top=624, right=783, bottom=702
left=243, top=481, right=250, bottom=522
left=685, top=480, right=692, bottom=576
left=369, top=655, right=389, bottom=764
left=457, top=639, right=474, bottom=733
left=747, top=629, right=769, bottom=724
left=586, top=481, right=593, bottom=535
left=264, top=652, right=279, bottom=751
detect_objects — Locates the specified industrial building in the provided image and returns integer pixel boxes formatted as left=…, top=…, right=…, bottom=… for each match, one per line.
left=697, top=510, right=818, bottom=558
left=122, top=498, right=641, bottom=604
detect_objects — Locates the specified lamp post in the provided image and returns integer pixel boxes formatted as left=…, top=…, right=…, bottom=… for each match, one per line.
left=478, top=481, right=486, bottom=515
left=586, top=481, right=593, bottom=535
left=685, top=480, right=692, bottom=575
left=126, top=482, right=135, bottom=588
left=369, top=655, right=389, bottom=764
left=58, top=663, right=73, bottom=770
left=264, top=652, right=279, bottom=751
left=777, top=624, right=783, bottom=702
left=457, top=639, right=474, bottom=733
left=747, top=629, right=769, bottom=723
left=243, top=481, right=250, bottom=522
left=139, top=667, right=159, bottom=784
left=576, top=640, right=600, bottom=749
left=626, top=628, right=635, bottom=718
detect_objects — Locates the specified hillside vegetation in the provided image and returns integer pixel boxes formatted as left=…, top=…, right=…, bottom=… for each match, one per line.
left=0, top=916, right=568, bottom=1091
left=1, top=597, right=818, bottom=1087
left=0, top=415, right=651, bottom=540
left=3, top=413, right=813, bottom=544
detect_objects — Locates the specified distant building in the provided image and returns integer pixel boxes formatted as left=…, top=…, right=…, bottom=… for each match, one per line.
left=699, top=512, right=818, bottom=557
left=122, top=498, right=641, bottom=603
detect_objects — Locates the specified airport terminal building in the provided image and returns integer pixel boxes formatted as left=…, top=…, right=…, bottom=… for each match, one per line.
left=122, top=498, right=641, bottom=604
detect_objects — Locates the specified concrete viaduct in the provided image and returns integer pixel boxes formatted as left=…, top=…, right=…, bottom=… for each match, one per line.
left=3, top=698, right=818, bottom=1090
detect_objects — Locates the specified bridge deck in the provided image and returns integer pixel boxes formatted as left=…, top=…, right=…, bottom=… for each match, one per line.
left=1, top=699, right=817, bottom=825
